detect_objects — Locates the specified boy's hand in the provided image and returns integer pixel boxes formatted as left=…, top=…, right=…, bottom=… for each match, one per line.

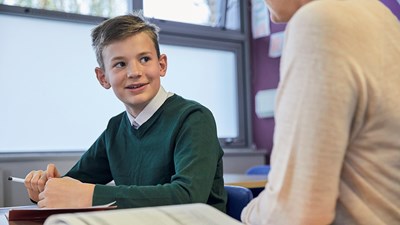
left=45, top=163, right=61, bottom=179
left=24, top=164, right=61, bottom=202
left=37, top=177, right=95, bottom=208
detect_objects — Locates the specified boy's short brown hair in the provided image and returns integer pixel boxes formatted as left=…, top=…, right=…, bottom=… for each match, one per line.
left=91, top=11, right=161, bottom=69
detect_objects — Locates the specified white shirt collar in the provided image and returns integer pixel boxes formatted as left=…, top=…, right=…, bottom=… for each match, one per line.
left=126, top=86, right=174, bottom=129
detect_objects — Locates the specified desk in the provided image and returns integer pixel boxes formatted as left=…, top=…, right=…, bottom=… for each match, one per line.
left=224, top=174, right=267, bottom=189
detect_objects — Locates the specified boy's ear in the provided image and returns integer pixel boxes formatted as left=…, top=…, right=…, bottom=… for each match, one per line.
left=159, top=54, right=167, bottom=77
left=95, top=67, right=111, bottom=89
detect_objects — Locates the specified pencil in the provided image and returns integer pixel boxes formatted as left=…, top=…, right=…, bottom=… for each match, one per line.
left=8, top=176, right=25, bottom=183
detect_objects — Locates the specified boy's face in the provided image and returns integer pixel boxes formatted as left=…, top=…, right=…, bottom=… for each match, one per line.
left=95, top=32, right=167, bottom=117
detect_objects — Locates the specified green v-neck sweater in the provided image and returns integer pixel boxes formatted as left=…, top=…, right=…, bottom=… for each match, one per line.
left=65, top=94, right=227, bottom=212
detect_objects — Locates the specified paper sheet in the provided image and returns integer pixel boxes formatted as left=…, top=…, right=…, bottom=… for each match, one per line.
left=251, top=0, right=270, bottom=38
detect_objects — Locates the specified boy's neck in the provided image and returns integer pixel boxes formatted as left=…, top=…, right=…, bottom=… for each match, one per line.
left=126, top=86, right=173, bottom=128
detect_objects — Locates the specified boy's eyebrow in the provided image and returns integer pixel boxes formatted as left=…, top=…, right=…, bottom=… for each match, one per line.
left=110, top=51, right=153, bottom=61
left=110, top=56, right=124, bottom=60
left=110, top=56, right=125, bottom=62
left=137, top=51, right=153, bottom=57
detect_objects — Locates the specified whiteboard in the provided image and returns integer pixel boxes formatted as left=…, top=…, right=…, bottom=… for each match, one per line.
left=0, top=14, right=238, bottom=152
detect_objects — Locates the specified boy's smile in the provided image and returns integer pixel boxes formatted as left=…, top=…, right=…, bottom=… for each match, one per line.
left=125, top=82, right=148, bottom=90
left=95, top=32, right=167, bottom=117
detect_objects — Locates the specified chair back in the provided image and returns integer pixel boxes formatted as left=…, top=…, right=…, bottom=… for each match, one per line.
left=225, top=185, right=253, bottom=221
left=246, top=165, right=271, bottom=175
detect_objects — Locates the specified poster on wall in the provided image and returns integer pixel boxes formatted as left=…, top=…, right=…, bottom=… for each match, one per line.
left=251, top=0, right=270, bottom=39
left=268, top=31, right=285, bottom=58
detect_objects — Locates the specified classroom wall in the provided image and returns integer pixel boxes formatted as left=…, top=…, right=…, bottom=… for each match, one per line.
left=250, top=0, right=400, bottom=164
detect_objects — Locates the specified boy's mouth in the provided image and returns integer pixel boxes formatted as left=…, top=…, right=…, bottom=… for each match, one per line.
left=126, top=83, right=146, bottom=89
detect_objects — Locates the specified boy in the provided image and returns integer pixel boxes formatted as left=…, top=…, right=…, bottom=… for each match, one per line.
left=24, top=12, right=227, bottom=212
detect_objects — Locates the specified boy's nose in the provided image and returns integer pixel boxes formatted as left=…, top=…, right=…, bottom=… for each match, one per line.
left=127, top=64, right=142, bottom=78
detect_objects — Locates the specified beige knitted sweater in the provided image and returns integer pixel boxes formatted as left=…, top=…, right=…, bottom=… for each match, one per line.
left=241, top=0, right=400, bottom=224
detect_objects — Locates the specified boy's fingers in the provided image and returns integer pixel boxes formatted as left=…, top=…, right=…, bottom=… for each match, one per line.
left=24, top=169, right=49, bottom=203
left=38, top=172, right=47, bottom=192
left=24, top=171, right=34, bottom=189
left=46, top=163, right=59, bottom=178
left=31, top=170, right=44, bottom=192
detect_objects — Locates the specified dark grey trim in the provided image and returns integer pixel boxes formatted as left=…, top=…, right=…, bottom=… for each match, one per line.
left=154, top=19, right=245, bottom=41
left=0, top=4, right=106, bottom=25
left=0, top=151, right=84, bottom=162
left=241, top=0, right=254, bottom=148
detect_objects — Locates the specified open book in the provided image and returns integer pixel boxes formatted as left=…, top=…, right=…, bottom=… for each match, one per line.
left=44, top=203, right=243, bottom=225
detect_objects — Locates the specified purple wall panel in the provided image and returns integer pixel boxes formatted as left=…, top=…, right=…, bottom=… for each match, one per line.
left=250, top=23, right=285, bottom=163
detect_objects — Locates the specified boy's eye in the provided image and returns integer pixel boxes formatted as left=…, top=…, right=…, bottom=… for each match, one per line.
left=114, top=62, right=126, bottom=68
left=140, top=56, right=150, bottom=63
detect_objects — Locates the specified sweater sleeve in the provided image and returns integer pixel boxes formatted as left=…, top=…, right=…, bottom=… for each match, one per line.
left=65, top=130, right=113, bottom=184
left=241, top=3, right=362, bottom=225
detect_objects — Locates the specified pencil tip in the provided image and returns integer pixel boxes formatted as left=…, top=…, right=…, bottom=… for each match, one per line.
left=7, top=176, right=12, bottom=180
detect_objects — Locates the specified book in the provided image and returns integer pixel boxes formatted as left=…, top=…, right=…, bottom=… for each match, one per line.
left=5, top=202, right=116, bottom=222
left=43, top=203, right=243, bottom=225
